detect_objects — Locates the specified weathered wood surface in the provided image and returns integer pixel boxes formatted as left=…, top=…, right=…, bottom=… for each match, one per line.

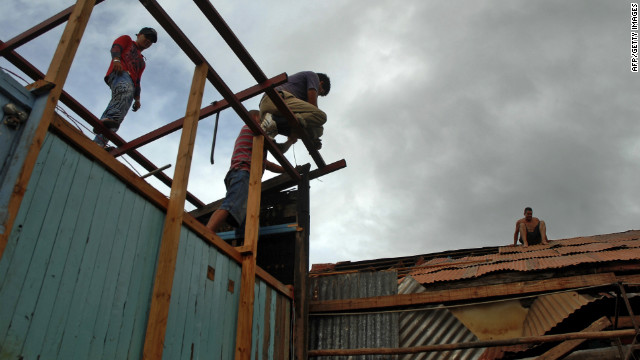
left=310, top=273, right=618, bottom=313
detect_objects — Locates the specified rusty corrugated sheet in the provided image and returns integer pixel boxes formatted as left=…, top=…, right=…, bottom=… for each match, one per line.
left=398, top=276, right=484, bottom=360
left=308, top=271, right=399, bottom=360
left=522, top=291, right=598, bottom=337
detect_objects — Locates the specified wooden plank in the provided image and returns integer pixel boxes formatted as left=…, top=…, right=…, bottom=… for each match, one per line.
left=120, top=201, right=165, bottom=359
left=100, top=193, right=147, bottom=360
left=0, top=136, right=68, bottom=345
left=235, top=254, right=258, bottom=359
left=242, top=134, right=264, bottom=255
left=209, top=251, right=231, bottom=358
left=233, top=134, right=264, bottom=359
left=21, top=149, right=91, bottom=359
left=537, top=316, right=612, bottom=360
left=162, top=228, right=192, bottom=360
left=293, top=168, right=310, bottom=360
left=283, top=296, right=291, bottom=360
left=0, top=134, right=53, bottom=284
left=310, top=273, right=618, bottom=313
left=86, top=190, right=137, bottom=357
left=192, top=241, right=213, bottom=360
left=0, top=141, right=77, bottom=359
left=143, top=63, right=208, bottom=360
left=70, top=179, right=127, bottom=359
left=264, top=286, right=275, bottom=360
left=181, top=233, right=205, bottom=359
left=198, top=245, right=218, bottom=357
left=251, top=281, right=265, bottom=359
left=56, top=171, right=125, bottom=359
left=222, top=259, right=242, bottom=359
left=193, top=243, right=218, bottom=359
left=0, top=0, right=96, bottom=258
left=38, top=160, right=105, bottom=358
left=274, top=295, right=285, bottom=360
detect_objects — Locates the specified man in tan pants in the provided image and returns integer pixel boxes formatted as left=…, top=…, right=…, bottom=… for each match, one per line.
left=259, top=71, right=330, bottom=151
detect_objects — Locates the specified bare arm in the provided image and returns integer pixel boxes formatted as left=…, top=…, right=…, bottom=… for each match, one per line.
left=307, top=88, right=318, bottom=107
left=513, top=221, right=520, bottom=245
left=265, top=160, right=284, bottom=173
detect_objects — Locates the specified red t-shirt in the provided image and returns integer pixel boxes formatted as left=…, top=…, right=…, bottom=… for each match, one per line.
left=104, top=35, right=145, bottom=98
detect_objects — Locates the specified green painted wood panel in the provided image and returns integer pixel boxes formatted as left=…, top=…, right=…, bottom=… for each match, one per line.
left=0, top=134, right=164, bottom=360
left=0, top=131, right=292, bottom=360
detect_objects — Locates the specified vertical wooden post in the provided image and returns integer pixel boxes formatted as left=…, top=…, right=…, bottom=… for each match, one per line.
left=234, top=135, right=264, bottom=359
left=293, top=168, right=310, bottom=360
left=143, top=62, right=208, bottom=360
left=0, top=0, right=96, bottom=259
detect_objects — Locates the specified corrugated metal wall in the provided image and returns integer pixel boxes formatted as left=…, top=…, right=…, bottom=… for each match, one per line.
left=398, top=276, right=484, bottom=360
left=309, top=271, right=399, bottom=360
left=0, top=131, right=291, bottom=359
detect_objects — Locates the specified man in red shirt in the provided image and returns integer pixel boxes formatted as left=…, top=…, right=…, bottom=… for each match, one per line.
left=206, top=111, right=293, bottom=233
left=94, top=27, right=157, bottom=148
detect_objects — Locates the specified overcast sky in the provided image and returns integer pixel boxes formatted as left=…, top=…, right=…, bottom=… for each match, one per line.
left=2, top=0, right=639, bottom=266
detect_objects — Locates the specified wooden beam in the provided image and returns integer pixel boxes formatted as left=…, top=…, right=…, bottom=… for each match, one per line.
left=0, top=0, right=96, bottom=258
left=189, top=159, right=347, bottom=220
left=234, top=135, right=264, bottom=359
left=307, top=329, right=637, bottom=357
left=143, top=63, right=208, bottom=360
left=293, top=168, right=311, bottom=360
left=537, top=316, right=612, bottom=360
left=0, top=0, right=105, bottom=57
left=309, top=273, right=618, bottom=313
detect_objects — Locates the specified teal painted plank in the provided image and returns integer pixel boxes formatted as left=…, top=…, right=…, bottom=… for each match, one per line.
left=114, top=200, right=162, bottom=359
left=71, top=178, right=126, bottom=358
left=206, top=250, right=230, bottom=358
left=268, top=289, right=277, bottom=360
left=101, top=193, right=147, bottom=360
left=56, top=171, right=124, bottom=359
left=0, top=136, right=68, bottom=350
left=162, top=227, right=189, bottom=359
left=84, top=186, right=137, bottom=359
left=221, top=260, right=241, bottom=360
left=20, top=150, right=93, bottom=359
left=0, top=140, right=79, bottom=359
left=197, top=243, right=218, bottom=359
left=39, top=161, right=106, bottom=358
left=0, top=133, right=53, bottom=286
left=252, top=280, right=267, bottom=360
left=123, top=201, right=164, bottom=359
left=187, top=234, right=209, bottom=360
left=180, top=234, right=205, bottom=360
left=163, top=227, right=195, bottom=360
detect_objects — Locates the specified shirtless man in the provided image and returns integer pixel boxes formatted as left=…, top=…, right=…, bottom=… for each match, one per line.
left=513, top=207, right=549, bottom=246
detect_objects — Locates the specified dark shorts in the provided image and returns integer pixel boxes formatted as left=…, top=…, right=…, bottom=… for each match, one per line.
left=220, top=169, right=250, bottom=228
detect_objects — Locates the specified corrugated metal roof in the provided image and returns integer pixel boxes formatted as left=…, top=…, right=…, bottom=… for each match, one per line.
left=311, top=230, right=640, bottom=285
left=409, top=231, right=640, bottom=284
left=398, top=276, right=484, bottom=360
left=308, top=271, right=399, bottom=360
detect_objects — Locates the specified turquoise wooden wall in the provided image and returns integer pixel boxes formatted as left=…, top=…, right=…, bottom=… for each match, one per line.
left=0, top=132, right=291, bottom=359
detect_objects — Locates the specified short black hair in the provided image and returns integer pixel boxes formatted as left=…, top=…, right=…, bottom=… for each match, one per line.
left=317, top=73, right=330, bottom=96
left=524, top=207, right=533, bottom=213
left=139, top=27, right=157, bottom=43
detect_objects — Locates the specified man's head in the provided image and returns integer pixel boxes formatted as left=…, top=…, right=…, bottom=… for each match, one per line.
left=524, top=207, right=533, bottom=221
left=317, top=73, right=331, bottom=96
left=136, top=27, right=157, bottom=50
